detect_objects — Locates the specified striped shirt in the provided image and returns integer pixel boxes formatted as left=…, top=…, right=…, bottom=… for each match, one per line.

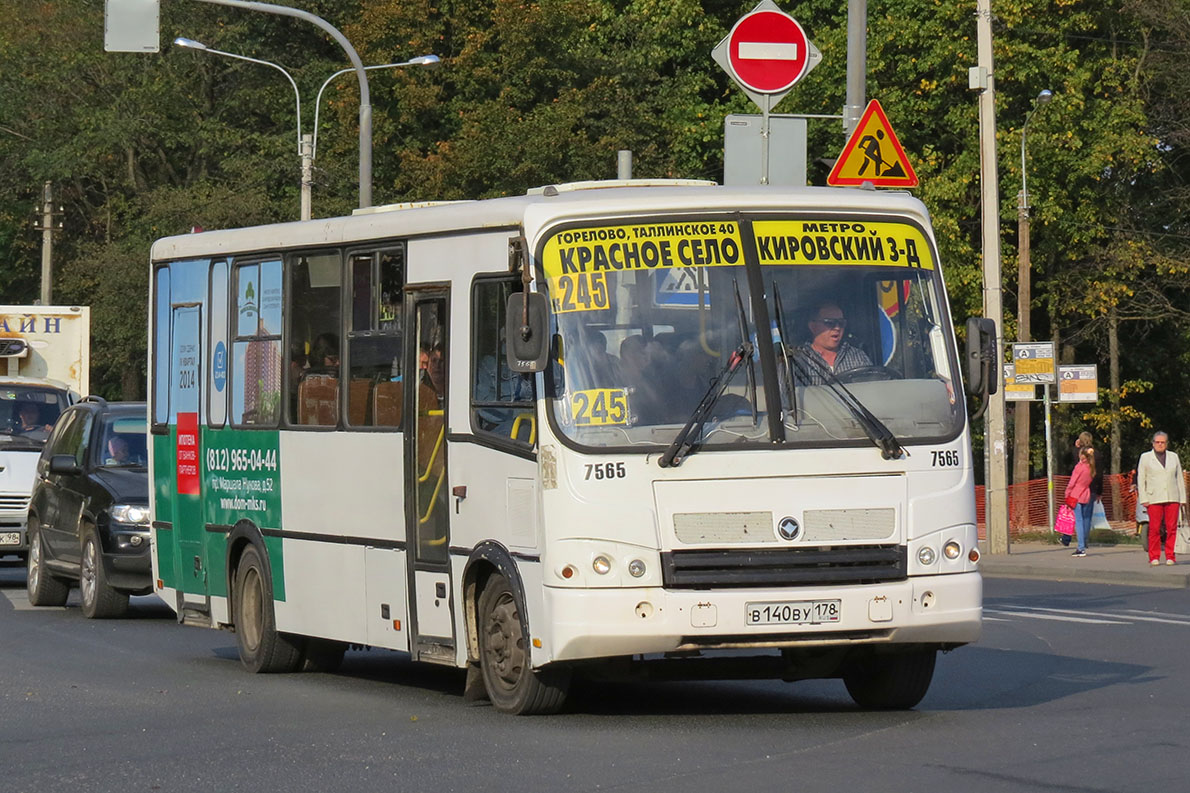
left=796, top=342, right=873, bottom=385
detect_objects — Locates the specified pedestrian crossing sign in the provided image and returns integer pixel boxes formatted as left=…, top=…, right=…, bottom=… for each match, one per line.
left=827, top=100, right=918, bottom=188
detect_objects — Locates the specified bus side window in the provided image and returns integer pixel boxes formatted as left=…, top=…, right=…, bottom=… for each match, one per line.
left=231, top=260, right=283, bottom=427
left=287, top=251, right=343, bottom=427
left=347, top=247, right=405, bottom=428
left=471, top=277, right=536, bottom=445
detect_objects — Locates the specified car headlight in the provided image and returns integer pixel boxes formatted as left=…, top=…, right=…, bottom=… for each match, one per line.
left=111, top=504, right=150, bottom=526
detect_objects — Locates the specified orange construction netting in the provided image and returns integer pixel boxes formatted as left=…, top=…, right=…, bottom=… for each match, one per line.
left=975, top=472, right=1189, bottom=538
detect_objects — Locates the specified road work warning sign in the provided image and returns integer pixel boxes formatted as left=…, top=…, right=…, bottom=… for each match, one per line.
left=828, top=100, right=918, bottom=188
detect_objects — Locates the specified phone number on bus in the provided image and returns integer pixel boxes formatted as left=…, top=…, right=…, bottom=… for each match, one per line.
left=205, top=447, right=279, bottom=473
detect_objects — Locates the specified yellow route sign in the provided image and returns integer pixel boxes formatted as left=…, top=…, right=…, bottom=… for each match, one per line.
left=827, top=100, right=918, bottom=188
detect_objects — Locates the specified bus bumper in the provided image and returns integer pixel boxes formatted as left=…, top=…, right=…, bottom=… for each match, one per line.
left=543, top=571, right=982, bottom=662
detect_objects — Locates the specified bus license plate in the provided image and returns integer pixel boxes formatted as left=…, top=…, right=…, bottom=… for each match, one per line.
left=745, top=599, right=841, bottom=626
left=0, top=532, right=20, bottom=546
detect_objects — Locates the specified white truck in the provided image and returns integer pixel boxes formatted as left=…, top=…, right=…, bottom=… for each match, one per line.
left=0, top=306, right=89, bottom=560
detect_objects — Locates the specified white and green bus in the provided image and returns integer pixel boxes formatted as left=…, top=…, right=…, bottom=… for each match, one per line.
left=149, top=181, right=989, bottom=714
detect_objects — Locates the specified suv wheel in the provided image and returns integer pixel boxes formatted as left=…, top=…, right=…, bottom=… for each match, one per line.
left=80, top=528, right=129, bottom=619
left=26, top=522, right=69, bottom=607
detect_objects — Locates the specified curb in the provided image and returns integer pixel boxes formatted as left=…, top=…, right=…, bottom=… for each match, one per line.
left=978, top=564, right=1190, bottom=589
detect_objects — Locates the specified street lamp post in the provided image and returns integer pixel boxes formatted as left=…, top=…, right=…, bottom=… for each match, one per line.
left=1014, top=89, right=1053, bottom=526
left=176, top=39, right=438, bottom=220
left=311, top=56, right=440, bottom=161
left=175, top=38, right=310, bottom=219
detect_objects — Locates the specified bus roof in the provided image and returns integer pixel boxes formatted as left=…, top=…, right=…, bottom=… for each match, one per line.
left=149, top=183, right=932, bottom=262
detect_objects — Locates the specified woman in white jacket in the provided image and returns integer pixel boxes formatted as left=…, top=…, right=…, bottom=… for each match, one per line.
left=1137, top=431, right=1187, bottom=565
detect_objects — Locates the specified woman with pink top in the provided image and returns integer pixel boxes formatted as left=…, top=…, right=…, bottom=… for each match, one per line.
left=1063, top=446, right=1095, bottom=557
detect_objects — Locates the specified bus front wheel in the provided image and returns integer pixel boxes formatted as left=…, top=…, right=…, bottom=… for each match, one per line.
left=842, top=648, right=936, bottom=710
left=477, top=573, right=570, bottom=715
left=233, top=544, right=303, bottom=674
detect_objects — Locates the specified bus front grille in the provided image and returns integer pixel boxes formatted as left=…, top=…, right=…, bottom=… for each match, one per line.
left=660, top=544, right=907, bottom=589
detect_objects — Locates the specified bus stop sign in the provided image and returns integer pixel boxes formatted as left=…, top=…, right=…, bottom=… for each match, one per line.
left=726, top=8, right=810, bottom=94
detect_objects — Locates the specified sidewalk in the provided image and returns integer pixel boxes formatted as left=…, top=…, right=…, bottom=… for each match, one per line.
left=978, top=540, right=1190, bottom=589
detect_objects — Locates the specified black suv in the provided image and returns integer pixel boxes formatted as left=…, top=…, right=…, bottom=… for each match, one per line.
left=26, top=398, right=150, bottom=618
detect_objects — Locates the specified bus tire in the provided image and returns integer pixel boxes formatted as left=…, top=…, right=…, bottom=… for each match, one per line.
left=26, top=521, right=69, bottom=607
left=300, top=638, right=347, bottom=673
left=842, top=648, right=936, bottom=710
left=477, top=573, right=569, bottom=715
left=80, top=528, right=129, bottom=619
left=233, top=544, right=303, bottom=674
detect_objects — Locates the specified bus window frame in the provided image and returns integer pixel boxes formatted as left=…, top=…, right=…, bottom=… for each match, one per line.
left=283, top=247, right=345, bottom=431
left=229, top=256, right=285, bottom=431
left=343, top=242, right=407, bottom=433
left=151, top=263, right=171, bottom=434
left=206, top=258, right=229, bottom=430
left=468, top=272, right=537, bottom=451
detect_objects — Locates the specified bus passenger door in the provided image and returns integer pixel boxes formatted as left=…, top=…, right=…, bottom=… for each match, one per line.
left=405, top=292, right=454, bottom=661
left=170, top=303, right=210, bottom=617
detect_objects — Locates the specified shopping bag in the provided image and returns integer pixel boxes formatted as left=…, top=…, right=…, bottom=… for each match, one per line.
left=1176, top=510, right=1190, bottom=556
left=1054, top=504, right=1076, bottom=536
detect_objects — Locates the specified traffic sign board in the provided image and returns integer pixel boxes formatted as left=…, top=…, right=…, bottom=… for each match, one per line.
left=1012, top=342, right=1055, bottom=384
left=827, top=100, right=918, bottom=187
left=1004, top=365, right=1037, bottom=401
left=1058, top=365, right=1098, bottom=403
left=726, top=9, right=810, bottom=94
left=711, top=1, right=821, bottom=113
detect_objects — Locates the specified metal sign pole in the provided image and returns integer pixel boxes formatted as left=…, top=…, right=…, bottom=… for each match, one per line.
left=761, top=94, right=771, bottom=185
left=1044, top=383, right=1054, bottom=532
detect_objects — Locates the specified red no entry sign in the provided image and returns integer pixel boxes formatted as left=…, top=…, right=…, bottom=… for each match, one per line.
left=726, top=9, right=810, bottom=94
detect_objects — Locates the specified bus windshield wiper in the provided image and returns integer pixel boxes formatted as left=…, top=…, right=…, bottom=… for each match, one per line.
left=789, top=349, right=904, bottom=460
left=771, top=283, right=797, bottom=426
left=658, top=339, right=754, bottom=468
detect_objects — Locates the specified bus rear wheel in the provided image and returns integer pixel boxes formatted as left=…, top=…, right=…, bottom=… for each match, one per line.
left=842, top=648, right=936, bottom=710
left=477, top=573, right=570, bottom=715
left=233, top=544, right=303, bottom=674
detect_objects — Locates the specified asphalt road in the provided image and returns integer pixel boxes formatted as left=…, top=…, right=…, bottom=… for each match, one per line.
left=2, top=559, right=1188, bottom=793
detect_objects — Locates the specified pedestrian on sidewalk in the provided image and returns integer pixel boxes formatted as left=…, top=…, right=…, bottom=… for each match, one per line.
left=1064, top=446, right=1095, bottom=557
left=1137, top=431, right=1186, bottom=566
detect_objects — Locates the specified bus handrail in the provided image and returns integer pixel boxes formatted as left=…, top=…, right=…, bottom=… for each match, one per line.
left=510, top=412, right=536, bottom=445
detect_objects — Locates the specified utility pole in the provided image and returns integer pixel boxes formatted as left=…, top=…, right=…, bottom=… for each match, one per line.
left=33, top=181, right=62, bottom=305
left=1013, top=189, right=1031, bottom=486
left=973, top=0, right=1009, bottom=554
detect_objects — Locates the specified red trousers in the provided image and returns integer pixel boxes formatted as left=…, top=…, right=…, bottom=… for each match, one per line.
left=1147, top=502, right=1179, bottom=562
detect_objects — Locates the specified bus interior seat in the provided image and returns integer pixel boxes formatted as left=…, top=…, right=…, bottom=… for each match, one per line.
left=348, top=378, right=372, bottom=426
left=373, top=380, right=404, bottom=426
left=298, top=374, right=339, bottom=425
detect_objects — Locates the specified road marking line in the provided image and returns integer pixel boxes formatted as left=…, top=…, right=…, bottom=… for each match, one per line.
left=983, top=609, right=1128, bottom=625
left=1122, top=608, right=1190, bottom=621
left=1023, top=605, right=1190, bottom=626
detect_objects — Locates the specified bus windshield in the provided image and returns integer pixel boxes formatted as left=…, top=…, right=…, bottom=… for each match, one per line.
left=539, top=215, right=962, bottom=453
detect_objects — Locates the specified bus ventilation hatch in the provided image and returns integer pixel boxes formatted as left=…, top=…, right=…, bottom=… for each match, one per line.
left=660, top=545, right=907, bottom=589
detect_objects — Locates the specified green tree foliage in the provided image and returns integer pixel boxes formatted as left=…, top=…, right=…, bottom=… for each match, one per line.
left=0, top=0, right=1187, bottom=464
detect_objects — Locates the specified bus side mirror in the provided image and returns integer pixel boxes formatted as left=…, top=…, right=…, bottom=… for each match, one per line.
left=965, top=317, right=997, bottom=397
left=506, top=292, right=550, bottom=373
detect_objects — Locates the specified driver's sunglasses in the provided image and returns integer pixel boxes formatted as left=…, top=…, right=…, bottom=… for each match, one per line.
left=815, top=317, right=847, bottom=329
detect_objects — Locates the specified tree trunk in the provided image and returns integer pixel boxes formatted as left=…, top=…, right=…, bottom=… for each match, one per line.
left=121, top=365, right=142, bottom=401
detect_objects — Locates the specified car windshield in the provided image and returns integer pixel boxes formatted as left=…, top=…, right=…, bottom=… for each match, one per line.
left=538, top=215, right=963, bottom=453
left=0, top=386, right=68, bottom=451
left=97, top=414, right=149, bottom=468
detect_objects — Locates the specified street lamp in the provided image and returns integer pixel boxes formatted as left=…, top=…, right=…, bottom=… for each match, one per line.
left=1013, top=88, right=1054, bottom=528
left=174, top=37, right=312, bottom=220
left=312, top=56, right=440, bottom=161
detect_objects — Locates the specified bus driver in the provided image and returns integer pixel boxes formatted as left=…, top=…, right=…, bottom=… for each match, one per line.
left=799, top=300, right=872, bottom=384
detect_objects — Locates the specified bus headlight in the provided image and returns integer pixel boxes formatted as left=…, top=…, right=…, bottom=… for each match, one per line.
left=917, top=546, right=937, bottom=566
left=943, top=541, right=962, bottom=560
left=592, top=555, right=612, bottom=575
left=628, top=559, right=646, bottom=578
